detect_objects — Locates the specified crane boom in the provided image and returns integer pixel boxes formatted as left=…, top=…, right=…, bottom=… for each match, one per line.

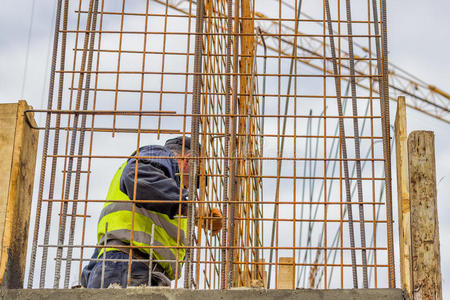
left=154, top=0, right=449, bottom=123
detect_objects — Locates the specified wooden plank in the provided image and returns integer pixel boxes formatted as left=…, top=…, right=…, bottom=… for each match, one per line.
left=408, top=131, right=442, bottom=300
left=0, top=104, right=19, bottom=263
left=394, top=96, right=412, bottom=297
left=277, top=257, right=294, bottom=289
left=0, top=101, right=38, bottom=288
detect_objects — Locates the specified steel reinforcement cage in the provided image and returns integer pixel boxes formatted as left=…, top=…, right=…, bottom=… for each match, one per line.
left=26, top=0, right=394, bottom=289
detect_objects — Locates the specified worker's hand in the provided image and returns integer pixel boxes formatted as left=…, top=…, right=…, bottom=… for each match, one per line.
left=195, top=207, right=223, bottom=236
left=209, top=208, right=223, bottom=236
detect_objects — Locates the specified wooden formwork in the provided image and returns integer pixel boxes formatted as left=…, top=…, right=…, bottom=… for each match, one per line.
left=0, top=100, right=38, bottom=288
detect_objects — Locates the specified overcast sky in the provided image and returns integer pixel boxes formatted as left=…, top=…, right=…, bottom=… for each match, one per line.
left=0, top=0, right=449, bottom=294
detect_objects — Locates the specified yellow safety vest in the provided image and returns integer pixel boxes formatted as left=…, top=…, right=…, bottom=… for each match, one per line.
left=97, top=162, right=187, bottom=280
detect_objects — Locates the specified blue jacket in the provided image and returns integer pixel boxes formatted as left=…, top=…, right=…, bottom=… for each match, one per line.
left=120, top=145, right=188, bottom=218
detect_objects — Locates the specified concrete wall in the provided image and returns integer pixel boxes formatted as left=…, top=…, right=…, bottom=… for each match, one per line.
left=0, top=288, right=407, bottom=300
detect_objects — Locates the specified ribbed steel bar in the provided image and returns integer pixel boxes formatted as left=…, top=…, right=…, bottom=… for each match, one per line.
left=344, top=0, right=369, bottom=288
left=76, top=0, right=106, bottom=284
left=370, top=0, right=395, bottom=287
left=184, top=0, right=204, bottom=289
left=64, top=0, right=99, bottom=287
left=53, top=0, right=96, bottom=288
left=323, top=0, right=358, bottom=288
left=380, top=0, right=395, bottom=287
left=226, top=0, right=240, bottom=288
left=27, top=0, right=64, bottom=288
left=220, top=0, right=232, bottom=289
left=39, top=0, right=70, bottom=288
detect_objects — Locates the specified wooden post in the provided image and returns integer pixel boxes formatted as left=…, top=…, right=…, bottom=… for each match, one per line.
left=0, top=100, right=38, bottom=288
left=250, top=259, right=267, bottom=288
left=408, top=131, right=442, bottom=299
left=394, top=96, right=413, bottom=297
left=277, top=257, right=294, bottom=289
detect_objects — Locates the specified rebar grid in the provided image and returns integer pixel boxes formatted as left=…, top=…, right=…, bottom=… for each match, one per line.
left=26, top=0, right=395, bottom=290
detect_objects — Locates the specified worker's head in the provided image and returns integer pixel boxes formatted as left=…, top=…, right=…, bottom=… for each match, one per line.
left=165, top=136, right=201, bottom=189
left=164, top=136, right=193, bottom=156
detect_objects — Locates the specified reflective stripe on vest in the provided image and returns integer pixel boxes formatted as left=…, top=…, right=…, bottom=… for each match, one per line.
left=97, top=162, right=187, bottom=280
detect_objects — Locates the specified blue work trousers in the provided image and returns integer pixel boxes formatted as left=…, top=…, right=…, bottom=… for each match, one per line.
left=81, top=249, right=170, bottom=288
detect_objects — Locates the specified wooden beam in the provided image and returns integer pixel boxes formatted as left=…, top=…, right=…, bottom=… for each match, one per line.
left=408, top=131, right=442, bottom=299
left=277, top=257, right=294, bottom=289
left=394, top=96, right=413, bottom=297
left=0, top=100, right=38, bottom=288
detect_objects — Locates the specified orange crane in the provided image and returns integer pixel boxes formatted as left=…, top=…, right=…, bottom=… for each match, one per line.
left=156, top=0, right=450, bottom=124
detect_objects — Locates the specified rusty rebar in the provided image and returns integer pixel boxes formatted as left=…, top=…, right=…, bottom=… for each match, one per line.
left=26, top=0, right=397, bottom=290
left=324, top=0, right=358, bottom=288
left=184, top=0, right=204, bottom=289
left=27, top=0, right=64, bottom=288
left=344, top=0, right=369, bottom=287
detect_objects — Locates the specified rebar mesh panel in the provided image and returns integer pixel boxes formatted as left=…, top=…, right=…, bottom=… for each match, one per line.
left=26, top=0, right=394, bottom=289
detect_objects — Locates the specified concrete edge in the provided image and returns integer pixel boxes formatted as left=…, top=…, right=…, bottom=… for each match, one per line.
left=0, top=288, right=408, bottom=300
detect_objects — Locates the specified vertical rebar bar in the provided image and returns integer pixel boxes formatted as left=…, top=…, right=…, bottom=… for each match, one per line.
left=53, top=0, right=96, bottom=288
left=380, top=0, right=396, bottom=287
left=27, top=0, right=64, bottom=288
left=220, top=0, right=233, bottom=289
left=344, top=0, right=369, bottom=288
left=370, top=0, right=395, bottom=286
left=324, top=0, right=358, bottom=288
left=227, top=0, right=240, bottom=288
left=64, top=0, right=99, bottom=287
left=184, top=0, right=204, bottom=289
left=39, top=0, right=69, bottom=287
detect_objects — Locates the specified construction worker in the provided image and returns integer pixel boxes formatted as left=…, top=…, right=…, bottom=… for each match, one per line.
left=81, top=136, right=222, bottom=288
